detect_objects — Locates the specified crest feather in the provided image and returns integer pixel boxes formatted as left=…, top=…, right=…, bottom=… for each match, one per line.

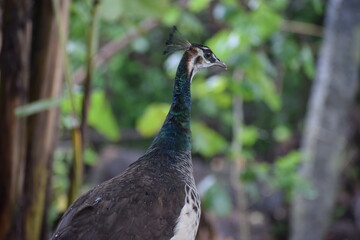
left=163, top=26, right=191, bottom=55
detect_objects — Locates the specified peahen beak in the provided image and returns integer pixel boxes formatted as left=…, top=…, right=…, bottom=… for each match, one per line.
left=213, top=59, right=227, bottom=70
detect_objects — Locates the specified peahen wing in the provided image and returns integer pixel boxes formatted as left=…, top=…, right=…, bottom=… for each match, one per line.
left=51, top=153, right=187, bottom=240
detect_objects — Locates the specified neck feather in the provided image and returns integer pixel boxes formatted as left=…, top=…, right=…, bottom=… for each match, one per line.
left=149, top=52, right=193, bottom=152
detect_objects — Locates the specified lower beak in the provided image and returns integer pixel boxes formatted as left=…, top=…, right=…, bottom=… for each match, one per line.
left=214, top=60, right=227, bottom=70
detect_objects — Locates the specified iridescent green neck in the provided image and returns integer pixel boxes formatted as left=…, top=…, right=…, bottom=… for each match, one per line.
left=149, top=53, right=192, bottom=152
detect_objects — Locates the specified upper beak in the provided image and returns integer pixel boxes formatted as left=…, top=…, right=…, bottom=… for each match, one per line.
left=214, top=59, right=227, bottom=70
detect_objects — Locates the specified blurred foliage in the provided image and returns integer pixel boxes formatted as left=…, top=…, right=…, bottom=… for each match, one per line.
left=272, top=151, right=303, bottom=199
left=202, top=181, right=232, bottom=216
left=239, top=125, right=259, bottom=147
left=53, top=0, right=325, bottom=236
left=61, top=90, right=120, bottom=141
left=15, top=97, right=64, bottom=117
left=136, top=103, right=170, bottom=137
left=192, top=121, right=228, bottom=157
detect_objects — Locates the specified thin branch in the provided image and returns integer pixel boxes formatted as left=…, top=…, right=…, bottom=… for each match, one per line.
left=52, top=0, right=76, bottom=115
left=80, top=0, right=100, bottom=144
left=73, top=18, right=159, bottom=85
left=281, top=20, right=323, bottom=37
left=230, top=70, right=250, bottom=240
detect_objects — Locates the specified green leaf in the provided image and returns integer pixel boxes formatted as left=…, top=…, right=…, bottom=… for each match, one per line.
left=188, top=0, right=212, bottom=12
left=301, top=45, right=315, bottom=79
left=227, top=2, right=282, bottom=47
left=179, top=12, right=203, bottom=33
left=206, top=29, right=250, bottom=61
left=238, top=125, right=259, bottom=147
left=99, top=0, right=123, bottom=22
left=311, top=0, right=324, bottom=14
left=162, top=6, right=181, bottom=25
left=136, top=103, right=170, bottom=137
left=213, top=92, right=232, bottom=109
left=193, top=76, right=231, bottom=110
left=275, top=151, right=301, bottom=170
left=61, top=90, right=120, bottom=141
left=122, top=0, right=170, bottom=19
left=88, top=90, right=120, bottom=141
left=192, top=122, right=227, bottom=157
left=15, top=97, right=63, bottom=117
left=273, top=125, right=291, bottom=142
left=259, top=75, right=281, bottom=111
left=273, top=151, right=304, bottom=199
left=267, top=0, right=287, bottom=10
left=250, top=3, right=282, bottom=40
left=241, top=162, right=270, bottom=183
left=230, top=79, right=257, bottom=101
left=275, top=151, right=301, bottom=171
left=61, top=92, right=82, bottom=114
left=84, top=148, right=98, bottom=166
left=240, top=53, right=281, bottom=111
left=280, top=38, right=301, bottom=71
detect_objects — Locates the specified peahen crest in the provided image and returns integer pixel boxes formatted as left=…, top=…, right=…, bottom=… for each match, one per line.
left=163, top=26, right=191, bottom=55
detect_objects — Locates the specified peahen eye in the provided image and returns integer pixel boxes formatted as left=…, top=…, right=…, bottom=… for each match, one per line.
left=204, top=51, right=212, bottom=58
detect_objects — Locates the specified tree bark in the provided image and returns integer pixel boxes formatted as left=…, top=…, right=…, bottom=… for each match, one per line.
left=22, top=1, right=69, bottom=240
left=0, top=0, right=69, bottom=239
left=0, top=0, right=32, bottom=239
left=290, top=0, right=360, bottom=240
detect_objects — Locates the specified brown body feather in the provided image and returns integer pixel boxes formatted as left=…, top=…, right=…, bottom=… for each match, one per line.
left=51, top=149, right=194, bottom=240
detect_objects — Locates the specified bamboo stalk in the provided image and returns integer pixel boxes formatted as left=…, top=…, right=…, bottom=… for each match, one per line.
left=69, top=0, right=101, bottom=205
left=51, top=0, right=84, bottom=206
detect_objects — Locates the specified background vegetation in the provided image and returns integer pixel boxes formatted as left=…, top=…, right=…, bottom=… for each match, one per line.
left=1, top=0, right=359, bottom=239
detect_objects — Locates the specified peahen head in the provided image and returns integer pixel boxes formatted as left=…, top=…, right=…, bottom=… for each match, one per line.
left=164, top=26, right=227, bottom=81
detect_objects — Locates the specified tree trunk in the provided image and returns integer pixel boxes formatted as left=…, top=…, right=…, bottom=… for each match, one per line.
left=290, top=0, right=360, bottom=240
left=0, top=0, right=69, bottom=239
left=0, top=0, right=32, bottom=239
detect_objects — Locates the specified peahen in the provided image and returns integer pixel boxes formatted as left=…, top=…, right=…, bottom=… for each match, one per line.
left=51, top=27, right=226, bottom=240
